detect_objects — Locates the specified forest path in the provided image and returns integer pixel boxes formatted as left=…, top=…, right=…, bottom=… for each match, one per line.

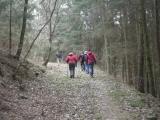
left=45, top=63, right=136, bottom=120
left=1, top=60, right=159, bottom=120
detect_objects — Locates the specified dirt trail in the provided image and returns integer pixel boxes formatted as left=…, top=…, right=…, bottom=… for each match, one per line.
left=1, top=61, right=159, bottom=120
left=45, top=63, right=135, bottom=120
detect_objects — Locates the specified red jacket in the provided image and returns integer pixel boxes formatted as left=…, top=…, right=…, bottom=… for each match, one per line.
left=74, top=54, right=78, bottom=61
left=87, top=51, right=96, bottom=64
left=65, top=53, right=77, bottom=64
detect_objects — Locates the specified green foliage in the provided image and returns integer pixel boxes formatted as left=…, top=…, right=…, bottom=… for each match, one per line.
left=109, top=88, right=145, bottom=108
left=0, top=0, right=37, bottom=54
left=0, top=0, right=10, bottom=14
left=128, top=98, right=145, bottom=108
left=109, top=90, right=129, bottom=101
left=95, top=113, right=102, bottom=120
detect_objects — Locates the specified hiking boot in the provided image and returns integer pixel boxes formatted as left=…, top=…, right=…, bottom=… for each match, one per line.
left=90, top=74, right=94, bottom=78
left=70, top=75, right=74, bottom=78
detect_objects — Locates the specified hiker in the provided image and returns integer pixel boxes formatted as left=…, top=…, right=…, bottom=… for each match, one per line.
left=78, top=51, right=85, bottom=71
left=86, top=49, right=96, bottom=77
left=84, top=51, right=89, bottom=74
left=65, top=52, right=78, bottom=78
left=56, top=51, right=63, bottom=63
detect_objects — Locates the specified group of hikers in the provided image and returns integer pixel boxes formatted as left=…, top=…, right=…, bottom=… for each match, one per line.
left=65, top=49, right=96, bottom=78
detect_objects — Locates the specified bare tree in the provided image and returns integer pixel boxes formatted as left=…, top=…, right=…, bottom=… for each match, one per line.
left=15, top=0, right=29, bottom=60
left=13, top=0, right=59, bottom=80
left=43, top=1, right=61, bottom=66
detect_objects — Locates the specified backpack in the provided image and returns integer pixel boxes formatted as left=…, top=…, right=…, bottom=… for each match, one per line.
left=80, top=54, right=84, bottom=62
left=84, top=54, right=88, bottom=63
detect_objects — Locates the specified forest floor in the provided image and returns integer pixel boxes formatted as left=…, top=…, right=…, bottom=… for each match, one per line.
left=0, top=53, right=160, bottom=120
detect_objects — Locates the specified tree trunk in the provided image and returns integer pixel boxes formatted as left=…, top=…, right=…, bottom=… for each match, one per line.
left=43, top=21, right=52, bottom=66
left=138, top=12, right=145, bottom=93
left=122, top=56, right=126, bottom=82
left=155, top=0, right=160, bottom=97
left=15, top=0, right=28, bottom=60
left=140, top=0, right=156, bottom=96
left=122, top=9, right=129, bottom=83
left=9, top=0, right=12, bottom=55
left=101, top=0, right=110, bottom=74
left=155, top=0, right=160, bottom=63
left=43, top=43, right=52, bottom=66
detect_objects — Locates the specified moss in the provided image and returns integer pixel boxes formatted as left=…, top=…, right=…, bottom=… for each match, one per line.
left=110, top=90, right=145, bottom=108
left=128, top=99, right=145, bottom=108
left=109, top=90, right=128, bottom=102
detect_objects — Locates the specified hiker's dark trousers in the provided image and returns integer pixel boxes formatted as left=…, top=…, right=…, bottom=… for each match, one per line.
left=88, top=63, right=94, bottom=77
left=81, top=62, right=85, bottom=71
left=85, top=63, right=89, bottom=74
left=69, top=63, right=76, bottom=78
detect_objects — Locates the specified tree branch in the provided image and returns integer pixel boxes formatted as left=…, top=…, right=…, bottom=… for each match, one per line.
left=13, top=0, right=59, bottom=77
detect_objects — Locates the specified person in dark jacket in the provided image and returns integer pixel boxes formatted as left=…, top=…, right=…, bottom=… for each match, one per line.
left=56, top=51, right=63, bottom=63
left=87, top=50, right=96, bottom=77
left=78, top=52, right=85, bottom=71
left=65, top=52, right=78, bottom=78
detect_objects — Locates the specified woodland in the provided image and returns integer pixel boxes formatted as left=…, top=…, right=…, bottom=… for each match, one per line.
left=0, top=0, right=160, bottom=119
